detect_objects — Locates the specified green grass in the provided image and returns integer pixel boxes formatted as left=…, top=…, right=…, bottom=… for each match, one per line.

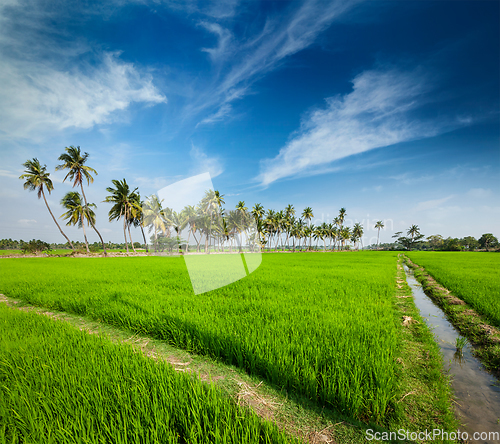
left=0, top=252, right=402, bottom=424
left=407, top=252, right=500, bottom=327
left=0, top=303, right=294, bottom=444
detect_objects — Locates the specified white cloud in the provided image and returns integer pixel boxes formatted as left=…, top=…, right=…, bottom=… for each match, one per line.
left=256, top=67, right=466, bottom=186
left=197, top=104, right=233, bottom=126
left=200, top=21, right=233, bottom=63
left=414, top=195, right=455, bottom=212
left=0, top=169, right=19, bottom=178
left=467, top=188, right=492, bottom=199
left=0, top=52, right=166, bottom=140
left=18, top=219, right=37, bottom=226
left=190, top=144, right=223, bottom=178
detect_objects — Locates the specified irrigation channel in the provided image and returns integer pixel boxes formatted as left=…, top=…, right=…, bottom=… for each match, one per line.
left=403, top=265, right=500, bottom=441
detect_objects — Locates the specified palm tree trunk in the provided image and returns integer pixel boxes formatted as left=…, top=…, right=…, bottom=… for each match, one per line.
left=81, top=215, right=90, bottom=253
left=41, top=189, right=74, bottom=250
left=80, top=184, right=107, bottom=256
left=140, top=225, right=149, bottom=252
left=377, top=229, right=380, bottom=250
left=120, top=207, right=129, bottom=253
left=128, top=224, right=137, bottom=253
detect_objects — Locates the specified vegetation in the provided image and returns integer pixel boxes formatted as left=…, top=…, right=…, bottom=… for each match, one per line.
left=407, top=252, right=500, bottom=328
left=19, top=158, right=74, bottom=250
left=0, top=253, right=405, bottom=423
left=56, top=146, right=107, bottom=255
left=17, top=147, right=497, bottom=254
left=0, top=303, right=294, bottom=444
left=60, top=191, right=96, bottom=253
left=20, top=239, right=52, bottom=254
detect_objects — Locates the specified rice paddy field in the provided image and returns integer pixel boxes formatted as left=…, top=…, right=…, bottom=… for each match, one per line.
left=0, top=253, right=402, bottom=421
left=407, top=252, right=500, bottom=328
left=0, top=302, right=293, bottom=443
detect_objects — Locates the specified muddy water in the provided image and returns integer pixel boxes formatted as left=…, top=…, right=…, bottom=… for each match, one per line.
left=404, top=265, right=500, bottom=442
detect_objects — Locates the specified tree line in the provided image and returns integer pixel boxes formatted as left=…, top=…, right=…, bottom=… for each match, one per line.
left=18, top=146, right=498, bottom=254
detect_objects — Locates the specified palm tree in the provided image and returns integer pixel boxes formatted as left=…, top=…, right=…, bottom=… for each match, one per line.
left=19, top=159, right=74, bottom=251
left=302, top=207, right=314, bottom=227
left=131, top=193, right=148, bottom=252
left=56, top=146, right=106, bottom=255
left=407, top=224, right=423, bottom=251
left=338, top=207, right=347, bottom=232
left=283, top=204, right=295, bottom=250
left=333, top=216, right=341, bottom=250
left=374, top=221, right=384, bottom=250
left=407, top=225, right=421, bottom=243
left=142, top=195, right=167, bottom=252
left=60, top=191, right=96, bottom=253
left=340, top=226, right=351, bottom=250
left=103, top=179, right=138, bottom=253
left=301, top=207, right=314, bottom=250
left=352, top=223, right=364, bottom=250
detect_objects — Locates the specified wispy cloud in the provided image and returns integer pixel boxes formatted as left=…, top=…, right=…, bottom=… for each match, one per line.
left=256, top=67, right=468, bottom=186
left=191, top=0, right=359, bottom=124
left=199, top=21, right=233, bottom=63
left=190, top=144, right=223, bottom=178
left=414, top=195, right=455, bottom=212
left=18, top=218, right=37, bottom=227
left=466, top=188, right=492, bottom=199
left=0, top=169, right=20, bottom=178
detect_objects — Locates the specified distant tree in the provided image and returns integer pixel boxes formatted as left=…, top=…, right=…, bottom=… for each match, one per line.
left=460, top=236, right=479, bottom=251
left=20, top=239, right=52, bottom=254
left=478, top=233, right=499, bottom=251
left=427, top=234, right=444, bottom=251
left=374, top=221, right=384, bottom=250
left=20, top=158, right=74, bottom=251
left=442, top=237, right=461, bottom=251
left=393, top=225, right=425, bottom=250
left=352, top=222, right=364, bottom=250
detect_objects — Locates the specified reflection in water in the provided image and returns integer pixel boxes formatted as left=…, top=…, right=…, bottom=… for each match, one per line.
left=404, top=265, right=500, bottom=441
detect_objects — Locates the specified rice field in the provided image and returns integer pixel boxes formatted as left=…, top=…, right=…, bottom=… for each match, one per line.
left=0, top=302, right=294, bottom=443
left=407, top=252, right=500, bottom=327
left=0, top=252, right=402, bottom=423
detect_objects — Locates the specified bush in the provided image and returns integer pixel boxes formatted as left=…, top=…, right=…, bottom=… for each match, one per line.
left=20, top=239, right=52, bottom=254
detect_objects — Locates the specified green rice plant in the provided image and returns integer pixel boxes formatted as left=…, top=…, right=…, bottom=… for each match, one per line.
left=407, top=252, right=500, bottom=327
left=0, top=252, right=401, bottom=423
left=0, top=303, right=294, bottom=444
left=455, top=336, right=469, bottom=354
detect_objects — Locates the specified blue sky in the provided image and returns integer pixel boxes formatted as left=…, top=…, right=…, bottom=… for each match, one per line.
left=0, top=0, right=498, bottom=245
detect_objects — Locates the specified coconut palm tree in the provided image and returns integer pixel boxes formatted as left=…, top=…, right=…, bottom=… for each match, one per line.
left=131, top=193, right=148, bottom=252
left=19, top=158, right=75, bottom=251
left=340, top=226, right=351, bottom=250
left=374, top=221, right=384, bottom=250
left=407, top=224, right=424, bottom=251
left=352, top=223, right=364, bottom=250
left=56, top=146, right=106, bottom=255
left=104, top=179, right=138, bottom=253
left=142, top=195, right=167, bottom=252
left=338, top=208, right=346, bottom=231
left=60, top=191, right=96, bottom=252
left=302, top=207, right=314, bottom=227
left=333, top=216, right=341, bottom=250
left=407, top=225, right=421, bottom=243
